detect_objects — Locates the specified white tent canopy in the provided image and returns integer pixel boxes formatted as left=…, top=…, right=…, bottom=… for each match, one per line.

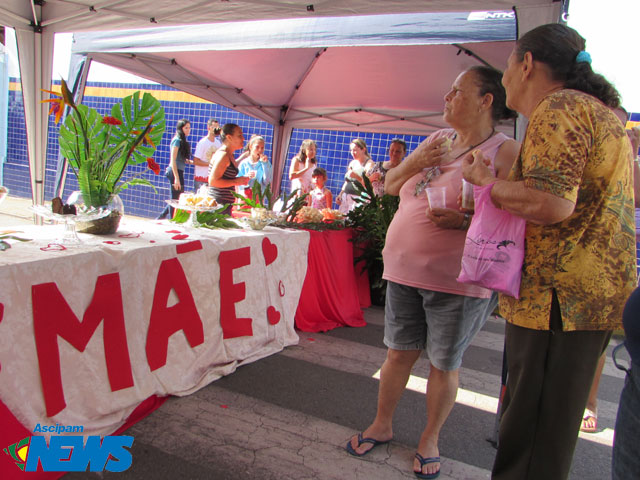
left=0, top=0, right=565, bottom=205
left=72, top=12, right=519, bottom=192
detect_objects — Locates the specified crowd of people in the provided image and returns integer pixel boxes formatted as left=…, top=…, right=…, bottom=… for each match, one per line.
left=154, top=21, right=639, bottom=480
left=156, top=118, right=408, bottom=217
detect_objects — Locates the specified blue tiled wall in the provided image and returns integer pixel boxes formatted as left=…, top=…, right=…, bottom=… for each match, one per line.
left=4, top=79, right=426, bottom=216
left=8, top=79, right=638, bottom=219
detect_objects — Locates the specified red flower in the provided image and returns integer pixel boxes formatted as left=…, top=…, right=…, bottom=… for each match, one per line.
left=102, top=116, right=123, bottom=126
left=146, top=158, right=160, bottom=175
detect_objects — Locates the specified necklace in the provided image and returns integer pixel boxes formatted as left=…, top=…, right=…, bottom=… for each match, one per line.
left=414, top=128, right=496, bottom=197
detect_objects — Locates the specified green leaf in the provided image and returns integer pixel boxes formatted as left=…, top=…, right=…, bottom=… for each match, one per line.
left=57, top=90, right=166, bottom=208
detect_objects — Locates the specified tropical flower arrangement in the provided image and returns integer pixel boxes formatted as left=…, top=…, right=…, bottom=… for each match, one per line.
left=43, top=79, right=165, bottom=209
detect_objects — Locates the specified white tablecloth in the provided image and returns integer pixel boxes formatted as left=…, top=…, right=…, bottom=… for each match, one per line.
left=0, top=218, right=309, bottom=437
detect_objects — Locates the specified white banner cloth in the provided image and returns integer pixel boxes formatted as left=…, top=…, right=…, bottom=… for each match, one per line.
left=0, top=219, right=309, bottom=437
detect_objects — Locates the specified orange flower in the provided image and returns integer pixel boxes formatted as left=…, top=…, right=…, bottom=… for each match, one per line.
left=132, top=122, right=155, bottom=147
left=146, top=158, right=160, bottom=175
left=41, top=79, right=76, bottom=124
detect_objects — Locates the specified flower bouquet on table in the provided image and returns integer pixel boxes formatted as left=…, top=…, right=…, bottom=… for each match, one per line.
left=43, top=79, right=166, bottom=234
left=233, top=182, right=310, bottom=229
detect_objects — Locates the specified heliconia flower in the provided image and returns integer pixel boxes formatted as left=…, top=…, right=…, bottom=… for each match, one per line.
left=146, top=158, right=160, bottom=175
left=58, top=79, right=75, bottom=107
left=41, top=79, right=77, bottom=124
left=42, top=93, right=66, bottom=124
left=132, top=117, right=155, bottom=147
left=102, top=116, right=123, bottom=126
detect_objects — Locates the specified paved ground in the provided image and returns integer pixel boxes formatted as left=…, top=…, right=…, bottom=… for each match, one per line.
left=0, top=195, right=628, bottom=480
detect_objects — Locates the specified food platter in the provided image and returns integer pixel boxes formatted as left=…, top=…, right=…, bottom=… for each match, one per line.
left=165, top=200, right=221, bottom=228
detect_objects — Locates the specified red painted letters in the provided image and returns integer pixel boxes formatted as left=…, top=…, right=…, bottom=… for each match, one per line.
left=146, top=258, right=204, bottom=371
left=32, top=273, right=134, bottom=417
left=219, top=247, right=253, bottom=339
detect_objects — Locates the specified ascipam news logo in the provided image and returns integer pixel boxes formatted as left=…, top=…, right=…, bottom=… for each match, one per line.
left=3, top=424, right=133, bottom=472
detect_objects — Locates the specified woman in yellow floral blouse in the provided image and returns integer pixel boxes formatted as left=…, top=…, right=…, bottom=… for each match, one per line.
left=463, top=24, right=636, bottom=480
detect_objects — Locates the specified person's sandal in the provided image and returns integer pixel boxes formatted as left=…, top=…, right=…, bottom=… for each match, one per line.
left=345, top=432, right=391, bottom=457
left=580, top=408, right=597, bottom=433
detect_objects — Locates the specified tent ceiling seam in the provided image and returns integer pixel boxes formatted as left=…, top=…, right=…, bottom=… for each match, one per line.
left=280, top=47, right=327, bottom=124
left=0, top=6, right=32, bottom=26
left=42, top=0, right=131, bottom=27
left=148, top=1, right=214, bottom=23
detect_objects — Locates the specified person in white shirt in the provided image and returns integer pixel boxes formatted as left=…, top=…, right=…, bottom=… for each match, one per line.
left=193, top=118, right=222, bottom=191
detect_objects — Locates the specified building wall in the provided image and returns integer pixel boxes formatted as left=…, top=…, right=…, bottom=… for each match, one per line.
left=4, top=80, right=427, bottom=217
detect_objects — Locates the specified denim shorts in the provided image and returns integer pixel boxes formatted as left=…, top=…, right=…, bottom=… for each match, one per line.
left=384, top=281, right=497, bottom=371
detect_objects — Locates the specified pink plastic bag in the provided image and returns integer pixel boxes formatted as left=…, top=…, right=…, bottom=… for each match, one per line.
left=457, top=183, right=526, bottom=298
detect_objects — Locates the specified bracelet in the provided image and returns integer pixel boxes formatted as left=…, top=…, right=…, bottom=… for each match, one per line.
left=459, top=213, right=471, bottom=230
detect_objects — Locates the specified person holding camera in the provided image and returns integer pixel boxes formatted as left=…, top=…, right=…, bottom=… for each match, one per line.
left=193, top=118, right=222, bottom=191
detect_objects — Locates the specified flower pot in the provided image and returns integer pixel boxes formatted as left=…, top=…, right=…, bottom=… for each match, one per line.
left=69, top=192, right=124, bottom=235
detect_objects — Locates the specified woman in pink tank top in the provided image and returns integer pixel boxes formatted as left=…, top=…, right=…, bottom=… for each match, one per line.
left=346, top=66, right=520, bottom=479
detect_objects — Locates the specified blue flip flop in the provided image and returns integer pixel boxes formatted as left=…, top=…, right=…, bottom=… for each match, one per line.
left=414, top=453, right=441, bottom=479
left=345, top=432, right=391, bottom=457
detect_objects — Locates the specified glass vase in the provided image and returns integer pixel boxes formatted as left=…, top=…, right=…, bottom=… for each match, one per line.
left=69, top=191, right=124, bottom=235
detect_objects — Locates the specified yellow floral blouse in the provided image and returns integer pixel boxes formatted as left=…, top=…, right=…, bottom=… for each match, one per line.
left=499, top=89, right=636, bottom=331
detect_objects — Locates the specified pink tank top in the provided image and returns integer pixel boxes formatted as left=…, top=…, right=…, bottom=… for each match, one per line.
left=383, top=129, right=510, bottom=298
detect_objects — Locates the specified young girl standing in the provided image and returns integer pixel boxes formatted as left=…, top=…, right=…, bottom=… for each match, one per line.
left=308, top=167, right=333, bottom=209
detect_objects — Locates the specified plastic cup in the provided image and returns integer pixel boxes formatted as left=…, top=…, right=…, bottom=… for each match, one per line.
left=426, top=186, right=446, bottom=209
left=248, top=170, right=256, bottom=179
left=461, top=179, right=474, bottom=210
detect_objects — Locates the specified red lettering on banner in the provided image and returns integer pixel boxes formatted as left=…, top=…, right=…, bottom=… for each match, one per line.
left=219, top=247, right=253, bottom=339
left=146, top=258, right=204, bottom=371
left=32, top=273, right=134, bottom=417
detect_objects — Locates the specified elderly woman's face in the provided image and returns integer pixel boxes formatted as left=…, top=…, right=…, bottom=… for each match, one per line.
left=502, top=50, right=520, bottom=111
left=388, top=143, right=405, bottom=164
left=443, top=71, right=482, bottom=125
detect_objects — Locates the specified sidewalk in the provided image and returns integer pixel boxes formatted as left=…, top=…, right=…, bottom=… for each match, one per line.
left=0, top=194, right=34, bottom=226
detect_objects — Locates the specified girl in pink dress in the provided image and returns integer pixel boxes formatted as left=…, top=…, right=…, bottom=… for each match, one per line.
left=308, top=167, right=333, bottom=209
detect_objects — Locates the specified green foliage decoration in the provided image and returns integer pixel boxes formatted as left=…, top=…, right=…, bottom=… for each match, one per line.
left=346, top=174, right=400, bottom=300
left=52, top=80, right=166, bottom=207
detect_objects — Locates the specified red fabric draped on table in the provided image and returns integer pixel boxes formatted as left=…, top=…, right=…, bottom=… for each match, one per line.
left=295, top=228, right=369, bottom=332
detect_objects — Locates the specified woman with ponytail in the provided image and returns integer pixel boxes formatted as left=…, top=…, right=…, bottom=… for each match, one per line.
left=158, top=118, right=192, bottom=219
left=463, top=23, right=636, bottom=480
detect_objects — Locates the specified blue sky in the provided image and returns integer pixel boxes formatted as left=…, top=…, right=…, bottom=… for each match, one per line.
left=567, top=0, right=639, bottom=112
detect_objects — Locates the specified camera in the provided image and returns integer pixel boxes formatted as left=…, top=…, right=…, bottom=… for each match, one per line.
left=213, top=127, right=222, bottom=136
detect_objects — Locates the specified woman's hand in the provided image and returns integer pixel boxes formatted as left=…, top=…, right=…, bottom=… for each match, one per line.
left=385, top=137, right=449, bottom=196
left=237, top=176, right=250, bottom=186
left=410, top=137, right=450, bottom=170
left=426, top=207, right=465, bottom=229
left=260, top=154, right=269, bottom=163
left=368, top=171, right=381, bottom=182
left=173, top=175, right=181, bottom=190
left=462, top=149, right=497, bottom=186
